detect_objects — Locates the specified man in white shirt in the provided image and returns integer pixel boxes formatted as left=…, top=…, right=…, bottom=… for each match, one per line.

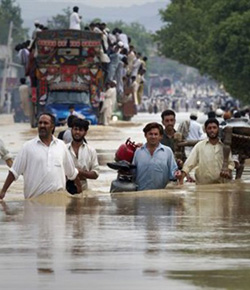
left=69, top=6, right=81, bottom=30
left=67, top=118, right=99, bottom=190
left=178, top=112, right=205, bottom=156
left=180, top=118, right=234, bottom=185
left=0, top=113, right=81, bottom=199
left=19, top=78, right=30, bottom=120
left=100, top=81, right=114, bottom=125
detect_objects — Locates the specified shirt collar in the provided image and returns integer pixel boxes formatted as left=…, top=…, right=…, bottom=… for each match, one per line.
left=205, top=138, right=223, bottom=145
left=142, top=142, right=165, bottom=151
left=35, top=135, right=58, bottom=145
left=68, top=140, right=86, bottom=149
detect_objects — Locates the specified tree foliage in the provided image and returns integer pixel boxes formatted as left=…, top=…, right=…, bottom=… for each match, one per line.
left=156, top=0, right=250, bottom=103
left=47, top=7, right=72, bottom=30
left=0, top=0, right=28, bottom=45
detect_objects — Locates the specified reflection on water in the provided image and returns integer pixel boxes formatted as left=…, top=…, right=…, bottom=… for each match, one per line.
left=1, top=182, right=250, bottom=289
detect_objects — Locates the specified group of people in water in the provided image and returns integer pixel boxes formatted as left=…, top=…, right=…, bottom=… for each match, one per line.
left=0, top=106, right=238, bottom=199
left=133, top=110, right=234, bottom=191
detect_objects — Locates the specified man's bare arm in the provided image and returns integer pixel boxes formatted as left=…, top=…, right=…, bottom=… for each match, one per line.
left=0, top=171, right=15, bottom=199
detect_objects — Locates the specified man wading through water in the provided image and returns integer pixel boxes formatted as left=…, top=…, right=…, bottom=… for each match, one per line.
left=132, top=122, right=182, bottom=191
left=0, top=113, right=81, bottom=199
left=179, top=118, right=234, bottom=185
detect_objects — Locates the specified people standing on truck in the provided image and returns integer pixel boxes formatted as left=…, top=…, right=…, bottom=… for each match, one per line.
left=31, top=20, right=42, bottom=40
left=69, top=6, right=81, bottom=30
left=132, top=122, right=181, bottom=191
left=67, top=118, right=99, bottom=191
left=0, top=139, right=13, bottom=168
left=116, top=29, right=129, bottom=51
left=0, top=113, right=81, bottom=200
left=19, top=78, right=30, bottom=122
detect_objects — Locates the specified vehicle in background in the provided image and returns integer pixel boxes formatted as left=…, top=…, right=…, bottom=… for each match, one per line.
left=28, top=29, right=101, bottom=127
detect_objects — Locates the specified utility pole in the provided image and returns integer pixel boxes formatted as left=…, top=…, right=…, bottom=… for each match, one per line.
left=0, top=21, right=13, bottom=111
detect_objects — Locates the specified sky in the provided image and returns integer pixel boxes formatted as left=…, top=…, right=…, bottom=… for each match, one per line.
left=18, top=0, right=165, bottom=8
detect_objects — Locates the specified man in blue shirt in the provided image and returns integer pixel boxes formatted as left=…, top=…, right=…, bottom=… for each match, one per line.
left=132, top=122, right=181, bottom=191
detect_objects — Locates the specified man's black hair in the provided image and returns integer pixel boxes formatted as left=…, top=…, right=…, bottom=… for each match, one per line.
left=73, top=6, right=79, bottom=12
left=207, top=111, right=216, bottom=119
left=161, top=109, right=176, bottom=120
left=204, top=118, right=219, bottom=128
left=190, top=115, right=197, bottom=121
left=233, top=111, right=241, bottom=118
left=67, top=115, right=78, bottom=128
left=39, top=112, right=56, bottom=134
left=72, top=118, right=89, bottom=131
left=143, top=122, right=164, bottom=135
left=39, top=112, right=56, bottom=126
left=20, top=78, right=26, bottom=84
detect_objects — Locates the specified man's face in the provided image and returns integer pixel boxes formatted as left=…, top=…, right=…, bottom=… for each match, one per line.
left=72, top=127, right=86, bottom=142
left=145, top=128, right=162, bottom=146
left=162, top=114, right=176, bottom=130
left=38, top=115, right=54, bottom=139
left=205, top=123, right=219, bottom=139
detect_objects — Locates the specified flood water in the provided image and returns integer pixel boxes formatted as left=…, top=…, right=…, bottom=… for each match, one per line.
left=1, top=113, right=250, bottom=290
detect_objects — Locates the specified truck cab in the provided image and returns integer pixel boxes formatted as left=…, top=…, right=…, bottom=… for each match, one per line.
left=45, top=90, right=97, bottom=125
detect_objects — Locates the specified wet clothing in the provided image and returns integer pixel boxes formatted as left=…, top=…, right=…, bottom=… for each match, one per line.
left=182, top=138, right=234, bottom=184
left=132, top=143, right=178, bottom=191
left=10, top=136, right=78, bottom=198
left=0, top=139, right=12, bottom=161
left=67, top=142, right=99, bottom=190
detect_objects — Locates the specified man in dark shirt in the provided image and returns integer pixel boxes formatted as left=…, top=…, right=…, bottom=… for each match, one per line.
left=161, top=109, right=186, bottom=168
left=161, top=109, right=176, bottom=152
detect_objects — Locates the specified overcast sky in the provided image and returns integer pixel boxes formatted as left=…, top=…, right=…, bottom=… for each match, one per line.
left=18, top=0, right=165, bottom=8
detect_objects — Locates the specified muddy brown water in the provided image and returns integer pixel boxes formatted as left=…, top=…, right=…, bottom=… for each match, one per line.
left=1, top=113, right=250, bottom=290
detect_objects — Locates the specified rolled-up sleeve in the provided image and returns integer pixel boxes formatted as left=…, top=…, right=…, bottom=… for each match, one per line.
left=63, top=148, right=78, bottom=180
left=9, top=146, right=27, bottom=180
left=0, top=139, right=12, bottom=161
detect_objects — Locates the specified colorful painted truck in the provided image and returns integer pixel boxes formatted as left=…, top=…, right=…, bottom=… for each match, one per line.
left=29, top=29, right=104, bottom=127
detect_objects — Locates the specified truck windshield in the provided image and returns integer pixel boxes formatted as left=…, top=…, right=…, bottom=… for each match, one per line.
left=47, top=91, right=90, bottom=105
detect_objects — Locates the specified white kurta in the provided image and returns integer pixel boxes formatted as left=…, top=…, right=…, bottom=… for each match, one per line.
left=67, top=142, right=99, bottom=190
left=10, top=136, right=78, bottom=198
left=69, top=12, right=81, bottom=30
left=182, top=138, right=234, bottom=184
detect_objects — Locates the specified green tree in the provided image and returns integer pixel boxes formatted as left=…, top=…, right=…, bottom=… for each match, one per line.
left=0, top=0, right=28, bottom=45
left=156, top=0, right=250, bottom=103
left=106, top=20, right=153, bottom=56
left=47, top=7, right=71, bottom=30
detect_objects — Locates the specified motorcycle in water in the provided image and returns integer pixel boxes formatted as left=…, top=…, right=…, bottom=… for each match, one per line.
left=107, top=138, right=138, bottom=193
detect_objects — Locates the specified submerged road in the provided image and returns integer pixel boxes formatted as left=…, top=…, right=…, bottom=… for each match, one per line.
left=0, top=112, right=250, bottom=290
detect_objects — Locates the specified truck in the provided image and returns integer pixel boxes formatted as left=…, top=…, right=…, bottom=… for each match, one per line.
left=29, top=29, right=103, bottom=127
